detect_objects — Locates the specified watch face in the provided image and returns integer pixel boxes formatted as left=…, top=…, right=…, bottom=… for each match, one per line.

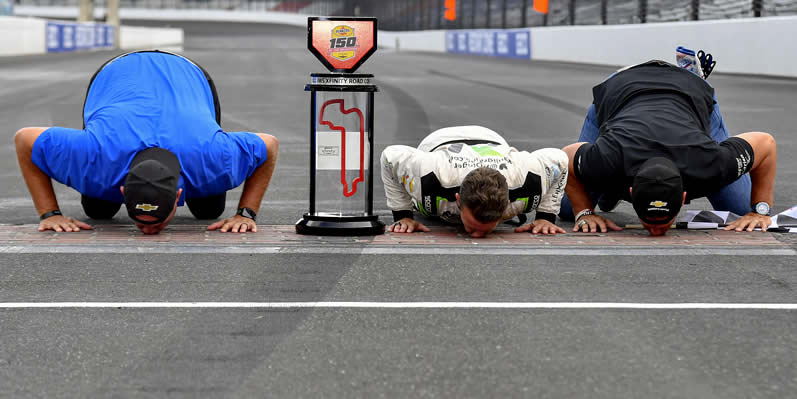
left=755, top=202, right=770, bottom=215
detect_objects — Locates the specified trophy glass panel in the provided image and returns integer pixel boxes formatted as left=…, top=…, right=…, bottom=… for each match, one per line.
left=313, top=90, right=370, bottom=217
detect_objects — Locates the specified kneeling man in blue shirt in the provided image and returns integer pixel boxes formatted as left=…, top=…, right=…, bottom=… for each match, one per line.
left=15, top=51, right=279, bottom=234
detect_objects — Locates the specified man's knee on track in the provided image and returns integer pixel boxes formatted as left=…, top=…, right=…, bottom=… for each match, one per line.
left=81, top=196, right=122, bottom=219
left=186, top=202, right=225, bottom=220
left=82, top=204, right=122, bottom=220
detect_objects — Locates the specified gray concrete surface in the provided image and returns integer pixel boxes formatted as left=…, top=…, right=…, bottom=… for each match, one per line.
left=0, top=21, right=795, bottom=398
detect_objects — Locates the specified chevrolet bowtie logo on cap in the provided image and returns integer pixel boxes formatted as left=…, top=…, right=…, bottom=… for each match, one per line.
left=135, top=203, right=159, bottom=212
left=649, top=201, right=668, bottom=208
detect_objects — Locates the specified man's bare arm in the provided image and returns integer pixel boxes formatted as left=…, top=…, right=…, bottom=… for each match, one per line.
left=14, top=127, right=91, bottom=232
left=740, top=132, right=776, bottom=208
left=208, top=133, right=279, bottom=233
left=562, top=142, right=621, bottom=233
left=562, top=143, right=593, bottom=216
left=237, top=133, right=279, bottom=212
left=725, top=132, right=777, bottom=232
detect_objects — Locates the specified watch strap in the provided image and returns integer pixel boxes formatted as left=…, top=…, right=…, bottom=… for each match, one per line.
left=40, top=210, right=63, bottom=220
left=236, top=207, right=257, bottom=222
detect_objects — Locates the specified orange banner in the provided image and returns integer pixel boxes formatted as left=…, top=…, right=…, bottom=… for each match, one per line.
left=444, top=0, right=456, bottom=21
left=533, top=0, right=549, bottom=14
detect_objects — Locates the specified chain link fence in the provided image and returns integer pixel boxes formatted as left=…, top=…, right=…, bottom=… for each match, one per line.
left=15, top=0, right=797, bottom=29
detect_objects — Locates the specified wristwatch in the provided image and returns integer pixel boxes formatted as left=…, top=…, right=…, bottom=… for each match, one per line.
left=753, top=202, right=771, bottom=216
left=40, top=210, right=63, bottom=220
left=236, top=207, right=257, bottom=222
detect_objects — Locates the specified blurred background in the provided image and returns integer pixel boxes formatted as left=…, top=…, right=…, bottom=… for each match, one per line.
left=7, top=0, right=797, bottom=28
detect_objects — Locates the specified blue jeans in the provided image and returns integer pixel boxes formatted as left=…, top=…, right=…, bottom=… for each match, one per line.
left=560, top=103, right=752, bottom=220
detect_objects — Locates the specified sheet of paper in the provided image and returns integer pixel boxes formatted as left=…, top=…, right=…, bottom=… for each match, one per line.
left=315, top=130, right=369, bottom=171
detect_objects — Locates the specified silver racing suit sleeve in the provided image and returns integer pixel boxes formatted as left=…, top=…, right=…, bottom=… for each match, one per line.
left=380, top=145, right=418, bottom=215
left=520, top=148, right=569, bottom=217
left=538, top=148, right=569, bottom=216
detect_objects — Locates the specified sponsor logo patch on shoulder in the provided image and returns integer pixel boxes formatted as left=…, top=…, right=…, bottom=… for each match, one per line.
left=136, top=203, right=159, bottom=212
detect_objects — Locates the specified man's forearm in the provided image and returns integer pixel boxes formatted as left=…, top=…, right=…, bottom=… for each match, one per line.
left=562, top=143, right=593, bottom=217
left=238, top=135, right=279, bottom=212
left=750, top=144, right=776, bottom=207
left=564, top=174, right=594, bottom=215
left=740, top=132, right=777, bottom=208
left=19, top=157, right=59, bottom=216
left=15, top=128, right=59, bottom=216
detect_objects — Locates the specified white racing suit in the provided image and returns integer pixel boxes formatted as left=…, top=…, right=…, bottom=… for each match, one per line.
left=380, top=126, right=569, bottom=225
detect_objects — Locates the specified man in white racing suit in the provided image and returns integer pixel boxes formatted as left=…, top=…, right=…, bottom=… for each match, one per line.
left=380, top=126, right=568, bottom=237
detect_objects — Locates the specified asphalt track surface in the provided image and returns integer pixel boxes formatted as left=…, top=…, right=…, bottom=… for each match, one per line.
left=1, top=21, right=796, bottom=398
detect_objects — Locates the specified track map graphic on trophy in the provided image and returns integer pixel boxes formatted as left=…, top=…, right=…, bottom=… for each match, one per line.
left=318, top=98, right=365, bottom=197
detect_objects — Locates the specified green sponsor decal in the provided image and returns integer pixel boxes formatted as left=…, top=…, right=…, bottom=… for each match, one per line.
left=517, top=197, right=530, bottom=212
left=417, top=200, right=429, bottom=216
left=470, top=145, right=502, bottom=157
left=436, top=196, right=448, bottom=211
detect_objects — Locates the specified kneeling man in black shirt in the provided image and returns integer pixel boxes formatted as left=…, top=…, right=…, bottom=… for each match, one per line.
left=561, top=60, right=777, bottom=236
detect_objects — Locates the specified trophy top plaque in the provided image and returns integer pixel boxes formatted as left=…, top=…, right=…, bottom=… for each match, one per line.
left=307, top=17, right=377, bottom=73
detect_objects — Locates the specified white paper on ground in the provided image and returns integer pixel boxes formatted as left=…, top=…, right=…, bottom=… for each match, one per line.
left=687, top=222, right=722, bottom=229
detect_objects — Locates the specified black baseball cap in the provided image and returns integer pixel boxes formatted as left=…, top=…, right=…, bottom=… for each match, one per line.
left=124, top=148, right=181, bottom=224
left=631, top=157, right=683, bottom=225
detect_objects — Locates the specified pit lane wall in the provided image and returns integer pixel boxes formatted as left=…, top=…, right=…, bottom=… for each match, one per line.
left=382, top=16, right=797, bottom=78
left=0, top=16, right=182, bottom=57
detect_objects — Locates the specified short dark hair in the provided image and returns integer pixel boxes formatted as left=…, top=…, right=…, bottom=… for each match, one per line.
left=459, top=167, right=509, bottom=223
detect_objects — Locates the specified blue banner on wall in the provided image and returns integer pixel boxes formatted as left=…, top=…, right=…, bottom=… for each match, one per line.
left=0, top=0, right=12, bottom=16
left=445, top=30, right=531, bottom=59
left=46, top=21, right=114, bottom=53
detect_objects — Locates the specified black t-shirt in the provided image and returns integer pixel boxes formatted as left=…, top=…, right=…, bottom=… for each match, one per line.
left=575, top=61, right=754, bottom=201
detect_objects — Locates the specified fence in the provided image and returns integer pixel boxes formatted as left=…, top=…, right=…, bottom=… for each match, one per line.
left=14, top=0, right=797, bottom=29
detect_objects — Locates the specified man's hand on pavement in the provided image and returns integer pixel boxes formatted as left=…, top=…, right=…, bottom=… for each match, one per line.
left=207, top=215, right=257, bottom=233
left=573, top=214, right=622, bottom=233
left=39, top=215, right=92, bottom=232
left=515, top=219, right=566, bottom=235
left=724, top=212, right=772, bottom=232
left=388, top=217, right=430, bottom=233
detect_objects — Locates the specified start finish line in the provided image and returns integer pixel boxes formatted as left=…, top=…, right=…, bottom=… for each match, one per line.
left=1, top=302, right=796, bottom=310
left=0, top=225, right=792, bottom=255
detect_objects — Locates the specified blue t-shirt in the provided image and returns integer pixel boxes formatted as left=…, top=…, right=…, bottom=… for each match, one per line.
left=31, top=52, right=268, bottom=204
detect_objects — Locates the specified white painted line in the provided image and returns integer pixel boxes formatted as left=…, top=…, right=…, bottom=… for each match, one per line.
left=0, top=245, right=793, bottom=256
left=1, top=302, right=796, bottom=310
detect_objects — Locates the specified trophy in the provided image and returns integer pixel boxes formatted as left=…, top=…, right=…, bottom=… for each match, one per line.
left=296, top=17, right=384, bottom=236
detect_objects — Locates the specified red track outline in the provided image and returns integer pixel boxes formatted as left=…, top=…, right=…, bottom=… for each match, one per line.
left=319, top=99, right=365, bottom=197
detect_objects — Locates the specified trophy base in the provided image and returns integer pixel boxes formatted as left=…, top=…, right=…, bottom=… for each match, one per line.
left=295, top=214, right=385, bottom=236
